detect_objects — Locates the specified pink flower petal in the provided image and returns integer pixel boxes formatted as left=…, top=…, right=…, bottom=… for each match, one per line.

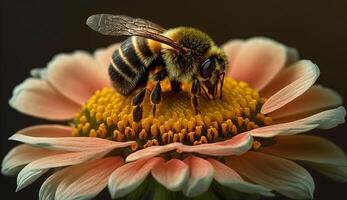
left=151, top=158, right=189, bottom=191
left=108, top=157, right=163, bottom=199
left=304, top=163, right=347, bottom=182
left=262, top=135, right=347, bottom=166
left=261, top=60, right=320, bottom=114
left=269, top=85, right=343, bottom=121
left=284, top=46, right=299, bottom=66
left=262, top=135, right=347, bottom=182
left=207, top=158, right=274, bottom=197
left=9, top=124, right=135, bottom=151
left=45, top=51, right=110, bottom=105
left=182, top=156, right=214, bottom=197
left=221, top=39, right=244, bottom=75
left=55, top=157, right=124, bottom=200
left=94, top=43, right=120, bottom=74
left=39, top=156, right=123, bottom=200
left=9, top=78, right=80, bottom=120
left=226, top=152, right=315, bottom=199
left=229, top=37, right=287, bottom=90
left=126, top=132, right=253, bottom=162
left=1, top=144, right=60, bottom=176
left=251, top=106, right=346, bottom=138
left=16, top=150, right=109, bottom=191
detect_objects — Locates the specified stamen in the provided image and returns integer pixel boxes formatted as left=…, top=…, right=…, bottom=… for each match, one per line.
left=72, top=78, right=273, bottom=151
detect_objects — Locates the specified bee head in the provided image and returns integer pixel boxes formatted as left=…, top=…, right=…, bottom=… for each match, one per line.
left=198, top=47, right=228, bottom=98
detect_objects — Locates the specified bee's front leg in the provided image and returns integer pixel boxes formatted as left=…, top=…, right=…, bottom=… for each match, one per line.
left=191, top=79, right=201, bottom=115
left=150, top=70, right=167, bottom=116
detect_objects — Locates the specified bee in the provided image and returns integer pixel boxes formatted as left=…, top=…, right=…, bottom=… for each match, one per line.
left=86, top=14, right=227, bottom=122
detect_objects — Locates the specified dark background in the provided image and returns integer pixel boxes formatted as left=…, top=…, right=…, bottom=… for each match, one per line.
left=1, top=0, right=346, bottom=199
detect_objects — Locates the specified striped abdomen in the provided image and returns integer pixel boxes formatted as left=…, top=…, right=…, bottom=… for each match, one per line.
left=109, top=36, right=158, bottom=95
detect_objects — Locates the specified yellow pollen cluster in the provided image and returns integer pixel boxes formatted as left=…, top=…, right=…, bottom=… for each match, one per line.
left=72, top=78, right=272, bottom=150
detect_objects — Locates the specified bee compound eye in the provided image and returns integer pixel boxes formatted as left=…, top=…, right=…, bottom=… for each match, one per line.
left=199, top=59, right=215, bottom=79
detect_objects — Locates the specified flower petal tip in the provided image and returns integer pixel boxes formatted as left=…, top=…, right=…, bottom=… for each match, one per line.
left=261, top=60, right=320, bottom=114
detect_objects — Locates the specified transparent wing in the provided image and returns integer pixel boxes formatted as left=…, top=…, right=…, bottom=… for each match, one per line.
left=86, top=14, right=188, bottom=53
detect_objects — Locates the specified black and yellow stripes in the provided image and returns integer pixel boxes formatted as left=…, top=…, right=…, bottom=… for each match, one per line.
left=109, top=36, right=159, bottom=95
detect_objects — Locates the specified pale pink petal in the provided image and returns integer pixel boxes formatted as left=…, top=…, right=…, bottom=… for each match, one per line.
left=262, top=135, right=347, bottom=166
left=221, top=39, right=244, bottom=75
left=226, top=152, right=315, bottom=199
left=108, top=157, right=163, bottom=199
left=126, top=143, right=181, bottom=162
left=17, top=150, right=109, bottom=191
left=269, top=85, right=343, bottom=121
left=45, top=51, right=110, bottom=105
left=55, top=157, right=124, bottom=200
left=39, top=157, right=123, bottom=200
left=262, top=135, right=347, bottom=182
left=183, top=156, right=214, bottom=197
left=1, top=144, right=59, bottom=176
left=304, top=163, right=347, bottom=182
left=229, top=37, right=287, bottom=90
left=261, top=60, right=320, bottom=114
left=250, top=106, right=346, bottom=137
left=285, top=46, right=299, bottom=66
left=39, top=165, right=67, bottom=200
left=178, top=132, right=253, bottom=156
left=151, top=158, right=189, bottom=191
left=9, top=78, right=80, bottom=120
left=207, top=158, right=274, bottom=197
left=126, top=132, right=252, bottom=162
left=94, top=43, right=120, bottom=73
left=9, top=124, right=135, bottom=151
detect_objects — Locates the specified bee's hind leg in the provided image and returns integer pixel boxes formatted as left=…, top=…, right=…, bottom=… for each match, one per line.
left=191, top=79, right=201, bottom=115
left=150, top=70, right=167, bottom=116
left=132, top=88, right=148, bottom=122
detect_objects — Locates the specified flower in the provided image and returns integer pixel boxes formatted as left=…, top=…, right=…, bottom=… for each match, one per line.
left=2, top=37, right=346, bottom=200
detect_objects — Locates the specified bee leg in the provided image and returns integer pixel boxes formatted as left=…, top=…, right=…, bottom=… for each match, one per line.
left=191, top=79, right=201, bottom=115
left=149, top=70, right=167, bottom=116
left=218, top=72, right=225, bottom=99
left=150, top=81, right=162, bottom=116
left=131, top=88, right=148, bottom=122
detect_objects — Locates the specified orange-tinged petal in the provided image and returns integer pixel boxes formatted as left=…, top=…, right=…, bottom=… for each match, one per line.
left=228, top=37, right=286, bottom=90
left=39, top=157, right=123, bottom=200
left=226, top=152, right=315, bottom=199
left=250, top=106, right=346, bottom=137
left=108, top=157, right=163, bottom=199
left=269, top=85, right=342, bottom=121
left=9, top=124, right=135, bottom=151
left=9, top=78, right=80, bottom=120
left=126, top=132, right=253, bottom=162
left=1, top=144, right=60, bottom=176
left=16, top=150, right=109, bottom=191
left=261, top=60, right=320, bottom=114
left=55, top=157, right=123, bottom=200
left=207, top=158, right=274, bottom=197
left=45, top=51, right=111, bottom=105
left=151, top=158, right=189, bottom=191
left=182, top=156, right=214, bottom=197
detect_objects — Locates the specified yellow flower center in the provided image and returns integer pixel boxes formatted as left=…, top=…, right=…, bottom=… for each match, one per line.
left=72, top=77, right=272, bottom=151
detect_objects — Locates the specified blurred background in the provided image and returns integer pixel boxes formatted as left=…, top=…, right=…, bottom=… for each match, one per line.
left=1, top=0, right=346, bottom=199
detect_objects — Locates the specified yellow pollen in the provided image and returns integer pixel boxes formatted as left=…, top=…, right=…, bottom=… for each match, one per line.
left=72, top=77, right=272, bottom=151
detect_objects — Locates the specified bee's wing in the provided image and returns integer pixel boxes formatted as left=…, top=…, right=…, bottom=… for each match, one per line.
left=86, top=14, right=188, bottom=53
